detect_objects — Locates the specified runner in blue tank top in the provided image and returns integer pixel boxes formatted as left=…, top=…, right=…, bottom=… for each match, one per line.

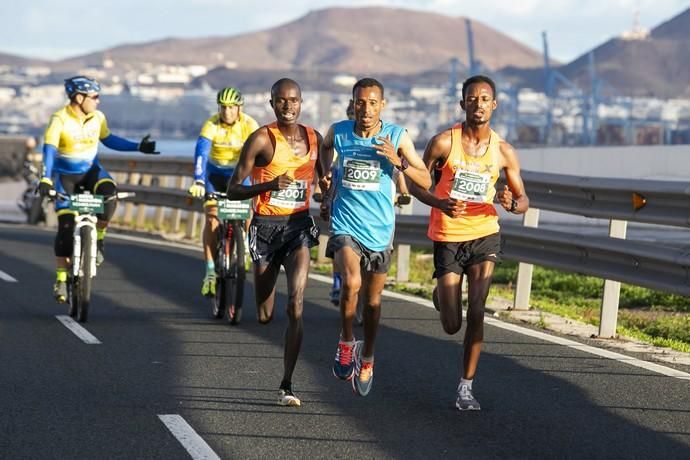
left=319, top=78, right=431, bottom=397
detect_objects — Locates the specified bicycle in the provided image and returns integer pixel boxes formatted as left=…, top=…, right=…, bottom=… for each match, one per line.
left=18, top=160, right=47, bottom=225
left=49, top=189, right=134, bottom=323
left=205, top=191, right=251, bottom=325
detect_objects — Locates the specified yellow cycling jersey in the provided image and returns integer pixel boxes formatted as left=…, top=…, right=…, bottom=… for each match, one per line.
left=199, top=112, right=259, bottom=167
left=44, top=105, right=110, bottom=162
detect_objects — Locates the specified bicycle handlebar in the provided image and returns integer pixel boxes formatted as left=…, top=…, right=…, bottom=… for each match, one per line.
left=47, top=190, right=136, bottom=202
left=205, top=191, right=228, bottom=200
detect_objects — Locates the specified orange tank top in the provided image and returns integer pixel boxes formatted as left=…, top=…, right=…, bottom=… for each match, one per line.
left=427, top=123, right=501, bottom=242
left=252, top=122, right=318, bottom=216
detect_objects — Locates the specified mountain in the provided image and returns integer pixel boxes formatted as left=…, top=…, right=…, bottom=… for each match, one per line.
left=51, top=7, right=545, bottom=75
left=0, top=51, right=47, bottom=67
left=503, top=8, right=690, bottom=98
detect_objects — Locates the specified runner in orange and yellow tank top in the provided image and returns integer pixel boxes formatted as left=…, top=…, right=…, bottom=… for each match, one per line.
left=227, top=78, right=324, bottom=408
left=251, top=120, right=318, bottom=216
left=409, top=75, right=529, bottom=412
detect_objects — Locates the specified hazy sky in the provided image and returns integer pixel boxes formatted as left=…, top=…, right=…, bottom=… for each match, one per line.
left=2, top=0, right=687, bottom=63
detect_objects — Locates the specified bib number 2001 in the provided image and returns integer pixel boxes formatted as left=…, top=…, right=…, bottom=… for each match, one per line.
left=269, top=180, right=308, bottom=208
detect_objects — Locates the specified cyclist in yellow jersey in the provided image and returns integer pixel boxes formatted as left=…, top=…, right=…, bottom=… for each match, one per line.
left=227, top=78, right=324, bottom=407
left=187, top=87, right=259, bottom=297
left=409, top=75, right=529, bottom=411
left=37, top=76, right=158, bottom=303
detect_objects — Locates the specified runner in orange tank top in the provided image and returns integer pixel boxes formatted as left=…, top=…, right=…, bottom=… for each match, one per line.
left=409, top=75, right=529, bottom=411
left=227, top=78, right=325, bottom=407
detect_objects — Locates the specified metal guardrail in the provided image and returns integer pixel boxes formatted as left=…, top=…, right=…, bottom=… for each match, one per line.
left=100, top=154, right=690, bottom=337
left=497, top=171, right=690, bottom=227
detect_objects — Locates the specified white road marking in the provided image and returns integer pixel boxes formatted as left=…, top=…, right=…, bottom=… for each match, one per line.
left=57, top=232, right=690, bottom=381
left=0, top=269, right=17, bottom=282
left=485, top=318, right=690, bottom=380
left=308, top=273, right=690, bottom=381
left=158, top=414, right=220, bottom=460
left=55, top=315, right=101, bottom=344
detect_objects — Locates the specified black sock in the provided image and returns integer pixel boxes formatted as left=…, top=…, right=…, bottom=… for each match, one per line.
left=280, top=379, right=291, bottom=391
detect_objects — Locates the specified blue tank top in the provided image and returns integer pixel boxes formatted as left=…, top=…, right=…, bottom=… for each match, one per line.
left=330, top=119, right=405, bottom=251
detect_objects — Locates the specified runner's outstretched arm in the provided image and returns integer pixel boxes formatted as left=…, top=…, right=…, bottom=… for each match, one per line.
left=407, top=130, right=465, bottom=217
left=227, top=127, right=293, bottom=200
left=374, top=131, right=430, bottom=190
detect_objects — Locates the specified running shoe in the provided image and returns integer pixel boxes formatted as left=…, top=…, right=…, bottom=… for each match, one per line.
left=53, top=280, right=67, bottom=303
left=278, top=387, right=301, bottom=407
left=332, top=339, right=355, bottom=380
left=352, top=341, right=374, bottom=396
left=455, top=384, right=481, bottom=411
left=201, top=272, right=216, bottom=297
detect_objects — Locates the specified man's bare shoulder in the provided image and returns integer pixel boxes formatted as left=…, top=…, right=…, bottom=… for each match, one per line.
left=427, top=127, right=454, bottom=152
left=246, top=125, right=272, bottom=145
left=498, top=138, right=518, bottom=156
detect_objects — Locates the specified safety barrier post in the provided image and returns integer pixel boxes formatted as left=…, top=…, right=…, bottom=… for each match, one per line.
left=599, top=219, right=628, bottom=337
left=170, top=176, right=185, bottom=233
left=122, top=172, right=140, bottom=227
left=395, top=202, right=412, bottom=283
left=135, top=174, right=152, bottom=230
left=153, top=176, right=167, bottom=231
left=513, top=207, right=540, bottom=309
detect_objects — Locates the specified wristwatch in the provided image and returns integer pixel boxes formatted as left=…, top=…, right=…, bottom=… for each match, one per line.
left=396, top=156, right=409, bottom=172
left=509, top=198, right=518, bottom=213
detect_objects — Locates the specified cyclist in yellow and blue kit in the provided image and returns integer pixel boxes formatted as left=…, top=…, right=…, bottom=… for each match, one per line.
left=187, top=87, right=259, bottom=297
left=37, top=76, right=158, bottom=303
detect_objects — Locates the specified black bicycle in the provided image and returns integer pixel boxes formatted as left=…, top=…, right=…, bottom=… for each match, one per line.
left=50, top=189, right=133, bottom=322
left=207, top=192, right=250, bottom=325
left=18, top=161, right=47, bottom=224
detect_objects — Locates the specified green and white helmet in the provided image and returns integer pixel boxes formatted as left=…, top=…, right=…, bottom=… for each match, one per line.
left=217, top=87, right=244, bottom=106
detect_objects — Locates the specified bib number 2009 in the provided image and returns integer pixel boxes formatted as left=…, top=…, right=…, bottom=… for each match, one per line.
left=342, top=159, right=380, bottom=191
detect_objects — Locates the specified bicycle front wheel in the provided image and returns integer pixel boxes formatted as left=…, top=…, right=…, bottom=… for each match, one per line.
left=226, top=223, right=246, bottom=326
left=76, top=226, right=93, bottom=323
left=67, top=275, right=77, bottom=318
left=211, top=274, right=225, bottom=319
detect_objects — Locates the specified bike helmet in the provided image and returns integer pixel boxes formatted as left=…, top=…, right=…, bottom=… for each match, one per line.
left=217, top=87, right=244, bottom=106
left=64, top=76, right=101, bottom=98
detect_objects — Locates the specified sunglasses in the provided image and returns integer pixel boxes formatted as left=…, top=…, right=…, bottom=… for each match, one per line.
left=85, top=94, right=100, bottom=100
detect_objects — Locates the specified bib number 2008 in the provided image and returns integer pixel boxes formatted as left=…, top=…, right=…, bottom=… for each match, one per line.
left=450, top=171, right=490, bottom=202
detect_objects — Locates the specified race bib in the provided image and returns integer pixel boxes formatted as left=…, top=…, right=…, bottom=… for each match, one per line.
left=342, top=158, right=380, bottom=191
left=450, top=170, right=491, bottom=202
left=269, top=179, right=308, bottom=208
left=217, top=199, right=251, bottom=220
left=69, top=194, right=104, bottom=213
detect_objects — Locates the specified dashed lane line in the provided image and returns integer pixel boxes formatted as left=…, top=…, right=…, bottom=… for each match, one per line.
left=55, top=315, right=102, bottom=344
left=158, top=414, right=221, bottom=460
left=0, top=269, right=17, bottom=282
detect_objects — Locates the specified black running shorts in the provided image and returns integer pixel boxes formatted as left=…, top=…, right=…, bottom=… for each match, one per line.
left=248, top=211, right=320, bottom=267
left=433, top=232, right=502, bottom=278
left=326, top=234, right=392, bottom=274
